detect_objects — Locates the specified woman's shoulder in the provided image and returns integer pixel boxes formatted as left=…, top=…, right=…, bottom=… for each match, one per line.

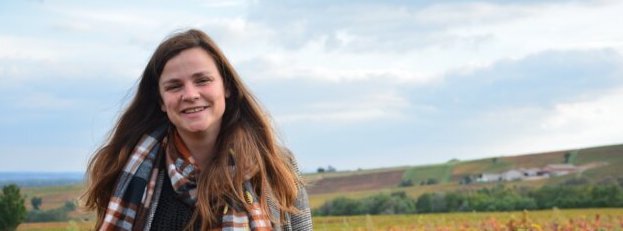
left=278, top=147, right=303, bottom=176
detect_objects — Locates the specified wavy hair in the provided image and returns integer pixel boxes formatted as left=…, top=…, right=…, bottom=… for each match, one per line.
left=82, top=29, right=300, bottom=230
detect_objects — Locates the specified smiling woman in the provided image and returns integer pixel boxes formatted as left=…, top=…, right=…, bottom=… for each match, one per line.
left=82, top=29, right=312, bottom=231
left=159, top=47, right=230, bottom=167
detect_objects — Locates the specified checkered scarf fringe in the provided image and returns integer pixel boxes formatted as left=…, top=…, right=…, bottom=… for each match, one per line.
left=99, top=126, right=272, bottom=231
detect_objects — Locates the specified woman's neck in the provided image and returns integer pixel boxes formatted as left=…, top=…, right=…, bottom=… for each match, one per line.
left=176, top=129, right=218, bottom=169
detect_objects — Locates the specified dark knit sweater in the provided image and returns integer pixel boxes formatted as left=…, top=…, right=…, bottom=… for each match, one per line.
left=149, top=171, right=194, bottom=231
left=146, top=151, right=313, bottom=231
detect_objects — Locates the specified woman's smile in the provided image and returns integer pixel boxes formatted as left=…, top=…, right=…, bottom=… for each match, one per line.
left=182, top=106, right=208, bottom=114
left=159, top=47, right=229, bottom=135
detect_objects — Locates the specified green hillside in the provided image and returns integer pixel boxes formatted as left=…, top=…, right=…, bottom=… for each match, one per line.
left=574, top=144, right=623, bottom=178
left=307, top=143, right=623, bottom=208
left=14, top=143, right=623, bottom=216
left=402, top=163, right=454, bottom=184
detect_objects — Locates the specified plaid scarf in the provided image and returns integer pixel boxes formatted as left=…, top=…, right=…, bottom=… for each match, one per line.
left=99, top=126, right=272, bottom=231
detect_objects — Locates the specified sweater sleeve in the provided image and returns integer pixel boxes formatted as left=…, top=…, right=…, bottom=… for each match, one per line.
left=269, top=148, right=313, bottom=231
left=286, top=153, right=313, bottom=231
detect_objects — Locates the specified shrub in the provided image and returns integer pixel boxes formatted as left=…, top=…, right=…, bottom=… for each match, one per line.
left=0, top=184, right=27, bottom=231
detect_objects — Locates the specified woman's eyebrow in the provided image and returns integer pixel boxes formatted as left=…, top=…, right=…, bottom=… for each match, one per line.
left=161, top=78, right=181, bottom=85
left=191, top=71, right=213, bottom=78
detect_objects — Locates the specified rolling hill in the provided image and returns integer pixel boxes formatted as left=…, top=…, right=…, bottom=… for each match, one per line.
left=7, top=143, right=623, bottom=216
left=305, top=143, right=623, bottom=207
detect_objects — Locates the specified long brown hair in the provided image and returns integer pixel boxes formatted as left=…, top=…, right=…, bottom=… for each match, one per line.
left=83, top=29, right=300, bottom=230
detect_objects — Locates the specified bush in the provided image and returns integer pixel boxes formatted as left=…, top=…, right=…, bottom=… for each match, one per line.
left=314, top=191, right=417, bottom=216
left=26, top=208, right=69, bottom=223
left=313, top=197, right=362, bottom=216
left=25, top=200, right=76, bottom=223
left=0, top=184, right=27, bottom=231
left=398, top=179, right=413, bottom=187
left=31, top=197, right=42, bottom=210
left=63, top=200, right=76, bottom=212
left=420, top=178, right=439, bottom=185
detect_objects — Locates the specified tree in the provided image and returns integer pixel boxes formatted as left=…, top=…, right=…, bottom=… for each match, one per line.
left=420, top=178, right=439, bottom=185
left=313, top=192, right=417, bottom=216
left=459, top=175, right=474, bottom=185
left=313, top=196, right=362, bottom=216
left=561, top=177, right=591, bottom=186
left=416, top=193, right=433, bottom=213
left=0, top=184, right=27, bottom=231
left=31, top=197, right=42, bottom=210
left=63, top=200, right=76, bottom=212
left=316, top=167, right=325, bottom=173
left=398, top=179, right=413, bottom=187
left=564, top=152, right=571, bottom=164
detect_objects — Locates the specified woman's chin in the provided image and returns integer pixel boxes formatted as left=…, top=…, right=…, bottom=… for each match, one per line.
left=177, top=124, right=212, bottom=134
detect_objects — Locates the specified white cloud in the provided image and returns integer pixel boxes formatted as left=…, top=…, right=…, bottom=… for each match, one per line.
left=276, top=91, right=410, bottom=124
left=0, top=146, right=91, bottom=172
left=15, top=93, right=79, bottom=110
left=242, top=1, right=623, bottom=85
left=448, top=1, right=623, bottom=56
left=466, top=86, right=623, bottom=158
left=0, top=36, right=63, bottom=61
left=198, top=0, right=246, bottom=8
left=541, top=87, right=623, bottom=135
left=47, top=5, right=160, bottom=31
left=415, top=2, right=532, bottom=26
left=3, top=0, right=623, bottom=171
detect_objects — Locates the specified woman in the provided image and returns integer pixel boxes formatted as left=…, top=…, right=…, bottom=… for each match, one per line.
left=83, top=29, right=312, bottom=231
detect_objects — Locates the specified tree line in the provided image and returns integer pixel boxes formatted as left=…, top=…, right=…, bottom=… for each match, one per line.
left=0, top=184, right=26, bottom=231
left=314, top=178, right=623, bottom=216
left=0, top=184, right=79, bottom=231
left=313, top=191, right=417, bottom=216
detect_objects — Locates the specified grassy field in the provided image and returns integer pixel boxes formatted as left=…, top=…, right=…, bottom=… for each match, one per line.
left=12, top=143, right=623, bottom=230
left=313, top=208, right=623, bottom=231
left=21, top=184, right=83, bottom=210
left=309, top=178, right=551, bottom=209
left=402, top=163, right=454, bottom=184
left=18, top=221, right=92, bottom=231
left=305, top=165, right=411, bottom=183
left=18, top=208, right=623, bottom=230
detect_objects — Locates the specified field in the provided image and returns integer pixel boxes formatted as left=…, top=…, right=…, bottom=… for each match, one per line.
left=17, top=208, right=623, bottom=230
left=17, top=221, right=92, bottom=231
left=12, top=143, right=623, bottom=230
left=308, top=177, right=552, bottom=209
left=313, top=208, right=623, bottom=231
left=308, top=169, right=405, bottom=194
left=21, top=184, right=83, bottom=210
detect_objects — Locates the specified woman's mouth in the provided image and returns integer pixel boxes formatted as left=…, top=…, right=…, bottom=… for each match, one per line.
left=182, top=106, right=207, bottom=114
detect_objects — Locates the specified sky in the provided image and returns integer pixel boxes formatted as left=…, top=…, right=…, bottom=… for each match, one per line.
left=1, top=0, right=622, bottom=173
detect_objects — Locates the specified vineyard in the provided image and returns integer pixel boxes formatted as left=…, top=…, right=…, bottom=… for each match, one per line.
left=12, top=144, right=623, bottom=230
left=16, top=208, right=623, bottom=230
left=313, top=208, right=623, bottom=231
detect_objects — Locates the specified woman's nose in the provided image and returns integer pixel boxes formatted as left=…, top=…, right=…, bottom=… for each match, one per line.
left=181, top=86, right=200, bottom=101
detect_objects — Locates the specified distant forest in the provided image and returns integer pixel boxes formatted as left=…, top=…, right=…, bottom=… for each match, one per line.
left=0, top=172, right=84, bottom=187
left=314, top=177, right=623, bottom=216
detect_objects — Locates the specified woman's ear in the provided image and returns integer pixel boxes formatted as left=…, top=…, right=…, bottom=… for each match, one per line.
left=159, top=98, right=166, bottom=112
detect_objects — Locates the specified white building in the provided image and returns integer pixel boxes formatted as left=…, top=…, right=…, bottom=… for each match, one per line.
left=543, top=164, right=577, bottom=176
left=501, top=169, right=524, bottom=181
left=476, top=173, right=501, bottom=182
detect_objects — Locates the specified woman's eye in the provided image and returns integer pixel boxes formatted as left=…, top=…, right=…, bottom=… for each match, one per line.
left=196, top=78, right=211, bottom=85
left=165, top=85, right=181, bottom=91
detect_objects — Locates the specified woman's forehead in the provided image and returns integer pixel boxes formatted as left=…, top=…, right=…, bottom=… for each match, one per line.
left=160, top=48, right=220, bottom=81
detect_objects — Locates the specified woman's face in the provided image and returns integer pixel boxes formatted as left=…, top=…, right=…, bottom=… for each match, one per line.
left=159, top=47, right=229, bottom=136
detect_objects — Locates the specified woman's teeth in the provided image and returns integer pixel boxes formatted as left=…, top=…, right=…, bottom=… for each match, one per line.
left=183, top=107, right=205, bottom=113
